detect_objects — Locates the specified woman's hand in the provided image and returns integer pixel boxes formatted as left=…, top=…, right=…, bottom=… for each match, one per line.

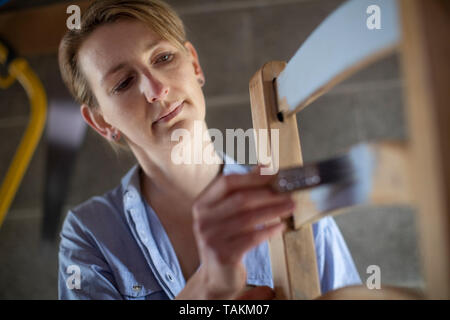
left=188, top=166, right=295, bottom=299
left=235, top=286, right=275, bottom=300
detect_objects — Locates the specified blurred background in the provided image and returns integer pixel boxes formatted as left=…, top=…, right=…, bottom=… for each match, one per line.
left=0, top=0, right=423, bottom=299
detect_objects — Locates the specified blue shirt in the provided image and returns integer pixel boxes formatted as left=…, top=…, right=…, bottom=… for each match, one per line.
left=58, top=154, right=361, bottom=299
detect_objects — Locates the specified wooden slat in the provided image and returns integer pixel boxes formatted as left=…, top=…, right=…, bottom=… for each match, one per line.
left=276, top=45, right=397, bottom=118
left=399, top=0, right=450, bottom=299
left=0, top=1, right=90, bottom=56
left=291, top=141, right=413, bottom=228
left=249, top=61, right=320, bottom=300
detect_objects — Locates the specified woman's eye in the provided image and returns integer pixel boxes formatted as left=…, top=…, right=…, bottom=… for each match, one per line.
left=113, top=77, right=133, bottom=93
left=155, top=53, right=174, bottom=64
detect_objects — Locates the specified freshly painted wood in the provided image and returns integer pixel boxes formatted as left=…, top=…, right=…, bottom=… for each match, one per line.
left=276, top=0, right=400, bottom=118
left=291, top=141, right=413, bottom=228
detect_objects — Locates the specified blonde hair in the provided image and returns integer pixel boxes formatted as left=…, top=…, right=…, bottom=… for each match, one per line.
left=58, top=0, right=187, bottom=152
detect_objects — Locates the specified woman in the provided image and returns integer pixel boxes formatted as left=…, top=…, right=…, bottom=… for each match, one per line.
left=58, top=0, right=361, bottom=300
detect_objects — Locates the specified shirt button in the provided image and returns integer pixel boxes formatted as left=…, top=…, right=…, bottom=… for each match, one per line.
left=125, top=191, right=136, bottom=205
left=166, top=272, right=174, bottom=282
left=132, top=285, right=142, bottom=292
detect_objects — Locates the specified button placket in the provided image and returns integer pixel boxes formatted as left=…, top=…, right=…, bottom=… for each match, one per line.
left=121, top=185, right=175, bottom=298
left=129, top=208, right=148, bottom=243
left=138, top=230, right=148, bottom=243
left=127, top=192, right=182, bottom=297
left=126, top=191, right=135, bottom=202
left=165, top=272, right=174, bottom=282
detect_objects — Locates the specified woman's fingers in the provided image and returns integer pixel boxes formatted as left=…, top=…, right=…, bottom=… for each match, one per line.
left=221, top=200, right=295, bottom=238
left=196, top=219, right=286, bottom=266
left=203, top=188, right=293, bottom=222
left=195, top=167, right=275, bottom=207
left=200, top=199, right=295, bottom=242
left=225, top=222, right=287, bottom=264
left=191, top=166, right=291, bottom=293
left=194, top=191, right=294, bottom=244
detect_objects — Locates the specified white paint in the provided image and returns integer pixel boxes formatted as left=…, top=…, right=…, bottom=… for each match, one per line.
left=277, top=0, right=400, bottom=113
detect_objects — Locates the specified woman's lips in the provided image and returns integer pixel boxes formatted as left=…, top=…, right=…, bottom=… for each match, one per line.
left=154, top=102, right=184, bottom=124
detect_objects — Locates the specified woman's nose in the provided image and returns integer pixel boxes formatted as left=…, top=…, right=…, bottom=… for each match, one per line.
left=141, top=73, right=169, bottom=103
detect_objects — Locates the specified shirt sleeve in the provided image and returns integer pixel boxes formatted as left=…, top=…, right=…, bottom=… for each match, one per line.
left=314, top=217, right=362, bottom=294
left=58, top=210, right=123, bottom=300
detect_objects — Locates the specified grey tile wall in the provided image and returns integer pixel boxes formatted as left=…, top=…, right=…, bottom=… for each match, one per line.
left=0, top=0, right=424, bottom=298
left=335, top=206, right=423, bottom=288
left=0, top=214, right=58, bottom=299
left=182, top=9, right=255, bottom=98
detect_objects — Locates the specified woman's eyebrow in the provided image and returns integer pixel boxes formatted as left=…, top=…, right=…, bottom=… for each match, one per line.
left=100, top=40, right=163, bottom=85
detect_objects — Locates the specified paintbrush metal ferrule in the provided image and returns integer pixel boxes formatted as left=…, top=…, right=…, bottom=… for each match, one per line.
left=272, top=150, right=358, bottom=193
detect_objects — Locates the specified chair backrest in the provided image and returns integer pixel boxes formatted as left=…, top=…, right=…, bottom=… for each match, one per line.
left=248, top=0, right=449, bottom=299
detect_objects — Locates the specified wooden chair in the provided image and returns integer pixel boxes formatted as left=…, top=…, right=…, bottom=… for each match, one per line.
left=248, top=0, right=449, bottom=300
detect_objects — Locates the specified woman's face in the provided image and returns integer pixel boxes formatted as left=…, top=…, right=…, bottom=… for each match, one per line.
left=78, top=19, right=206, bottom=151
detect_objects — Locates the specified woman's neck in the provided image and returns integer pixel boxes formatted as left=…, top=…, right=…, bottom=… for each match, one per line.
left=132, top=123, right=224, bottom=214
left=140, top=156, right=222, bottom=203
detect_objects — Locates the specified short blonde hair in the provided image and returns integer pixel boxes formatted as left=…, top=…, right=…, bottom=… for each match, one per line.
left=58, top=0, right=187, bottom=152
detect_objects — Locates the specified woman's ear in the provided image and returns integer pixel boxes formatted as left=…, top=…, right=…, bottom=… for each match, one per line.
left=184, top=41, right=205, bottom=86
left=80, top=104, right=117, bottom=141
